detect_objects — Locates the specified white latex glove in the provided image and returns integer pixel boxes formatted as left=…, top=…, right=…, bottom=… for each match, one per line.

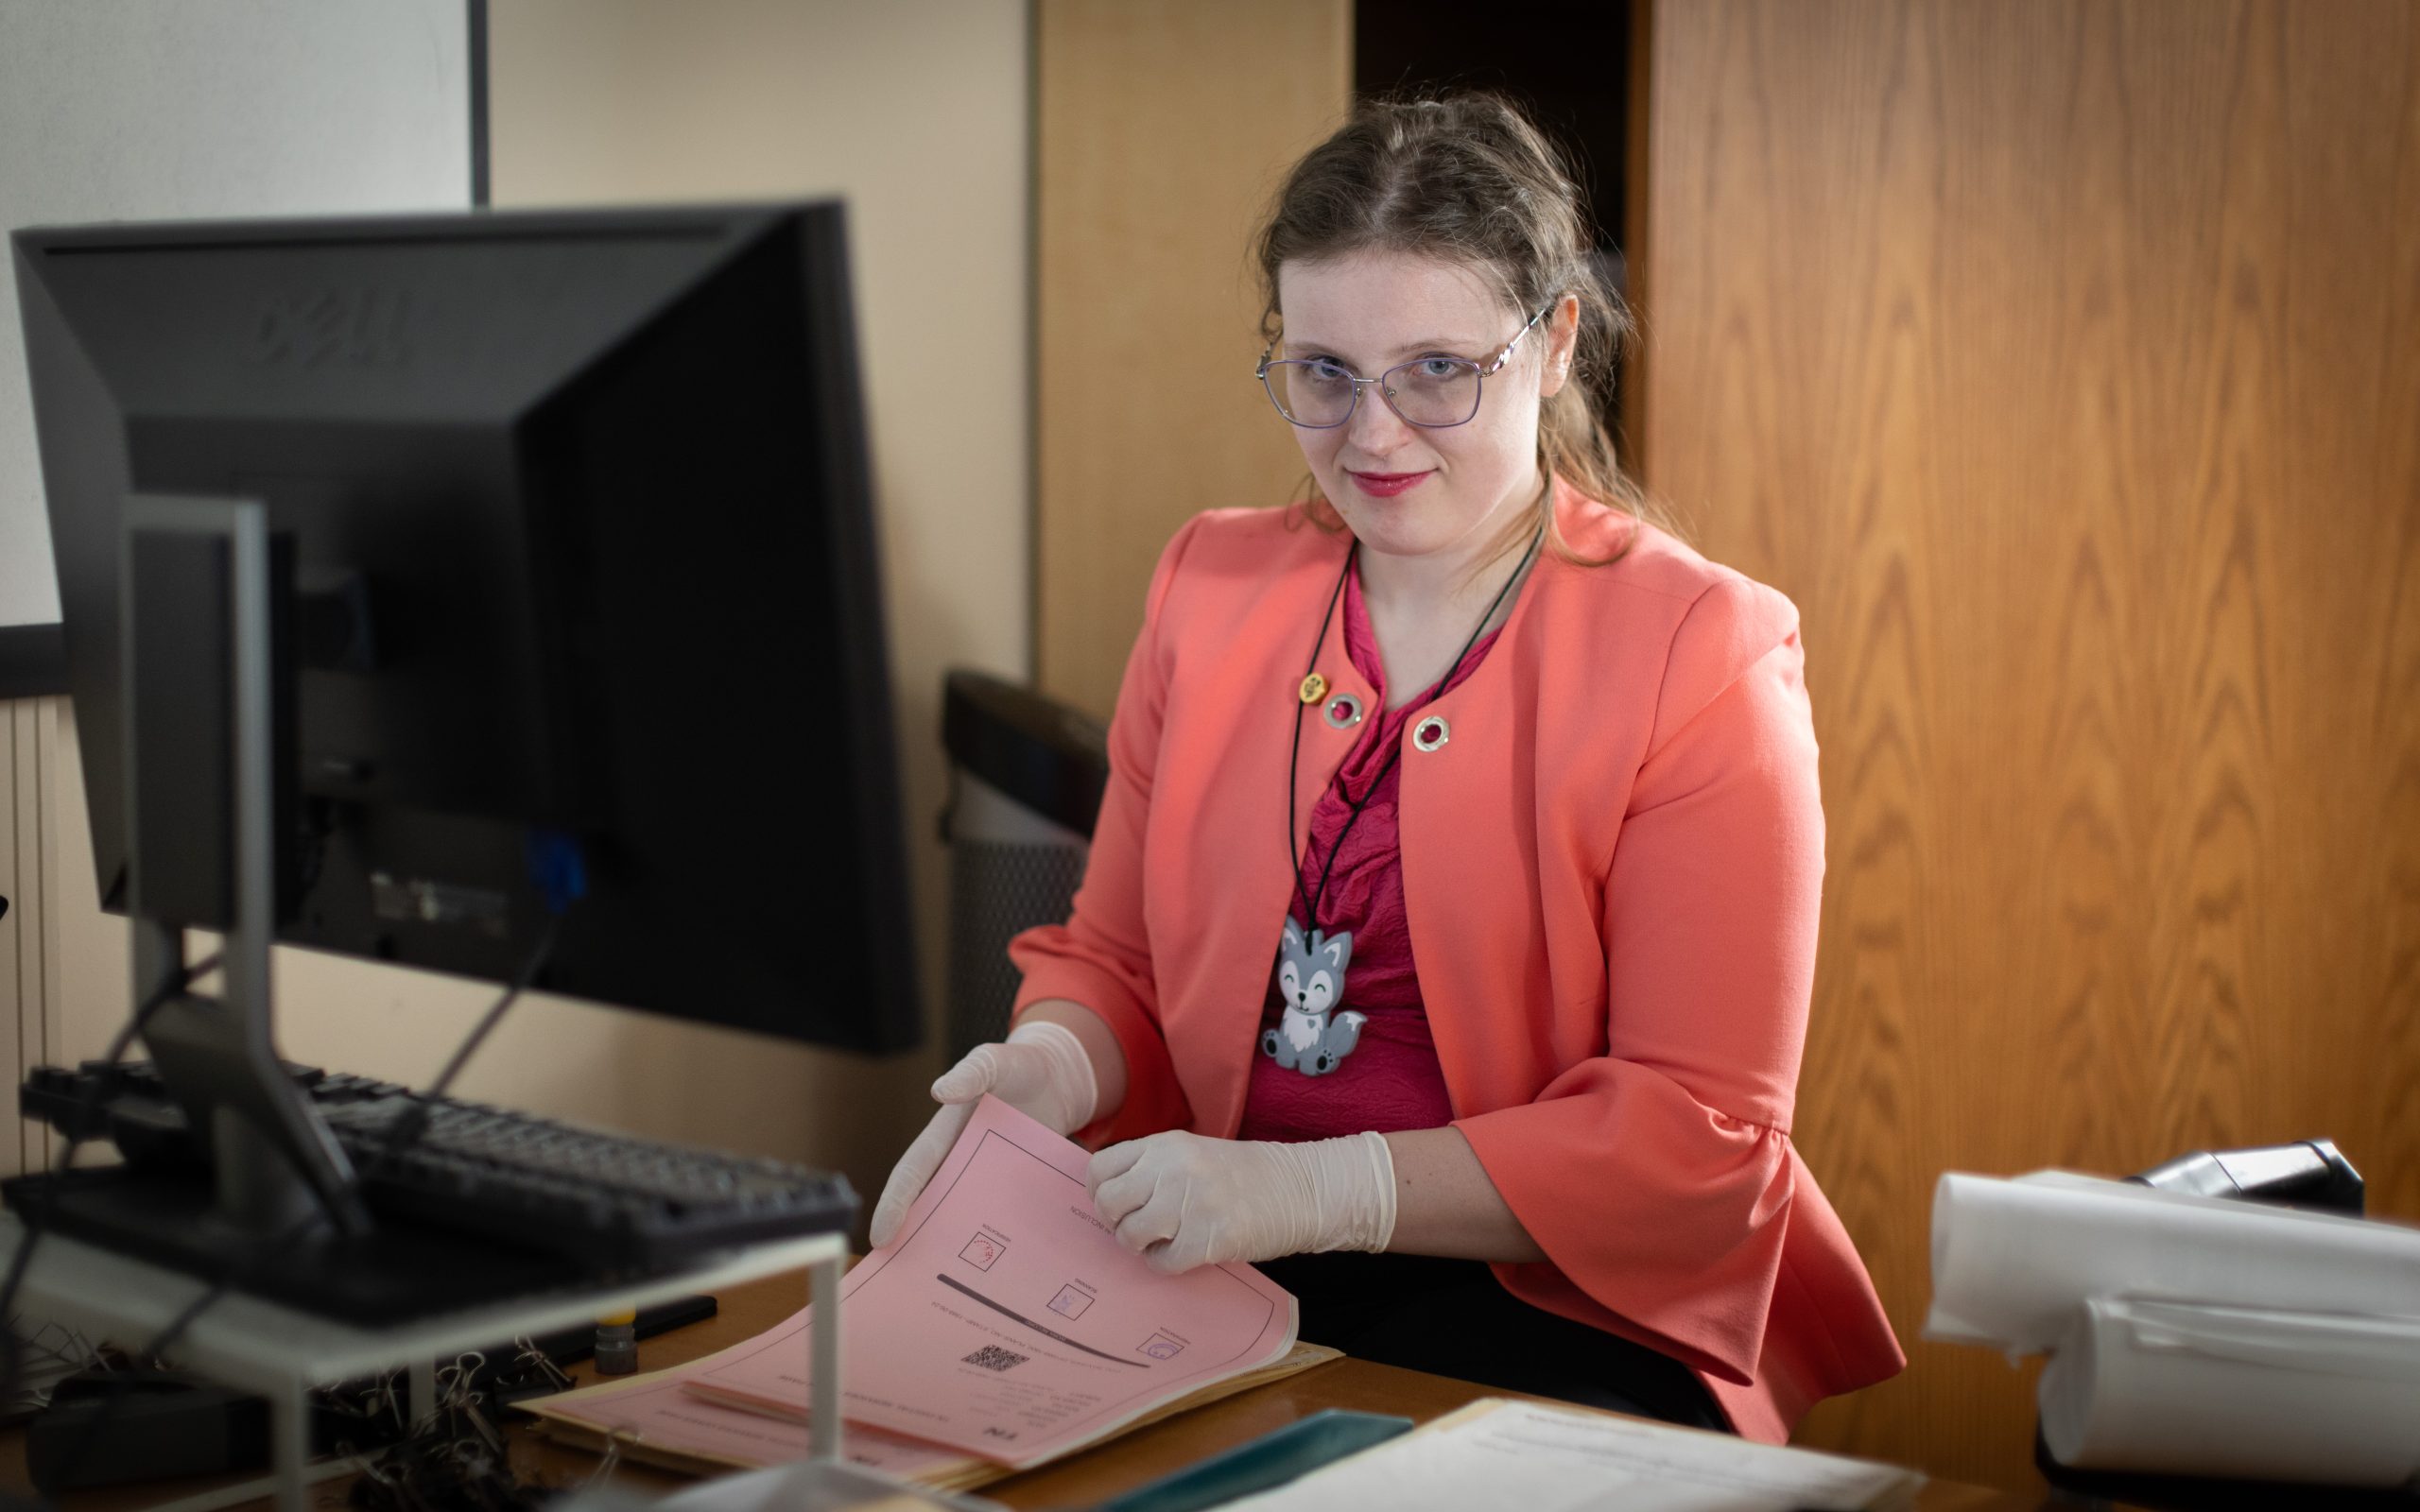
left=1085, top=1129, right=1397, bottom=1275
left=868, top=1020, right=1098, bottom=1248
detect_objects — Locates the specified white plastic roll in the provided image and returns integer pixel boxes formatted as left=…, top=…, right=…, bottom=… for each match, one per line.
left=1927, top=1170, right=2420, bottom=1353
left=2039, top=1298, right=2420, bottom=1488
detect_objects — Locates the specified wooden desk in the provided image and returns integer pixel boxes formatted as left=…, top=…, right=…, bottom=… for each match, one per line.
left=9, top=1268, right=2049, bottom=1511
left=505, top=1272, right=2048, bottom=1512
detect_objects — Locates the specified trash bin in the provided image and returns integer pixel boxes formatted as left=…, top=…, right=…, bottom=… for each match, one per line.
left=940, top=670, right=1110, bottom=1062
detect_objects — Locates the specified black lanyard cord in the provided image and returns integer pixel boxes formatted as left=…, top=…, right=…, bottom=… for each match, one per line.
left=1286, top=524, right=1544, bottom=929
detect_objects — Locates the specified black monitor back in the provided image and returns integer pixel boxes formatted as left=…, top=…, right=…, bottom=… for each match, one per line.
left=14, top=202, right=919, bottom=1054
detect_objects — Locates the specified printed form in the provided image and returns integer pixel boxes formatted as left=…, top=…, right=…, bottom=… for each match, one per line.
left=683, top=1096, right=1299, bottom=1468
left=1221, top=1399, right=1924, bottom=1512
left=528, top=1361, right=975, bottom=1480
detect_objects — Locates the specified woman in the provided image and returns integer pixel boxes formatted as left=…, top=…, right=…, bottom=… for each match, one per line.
left=873, top=93, right=1904, bottom=1442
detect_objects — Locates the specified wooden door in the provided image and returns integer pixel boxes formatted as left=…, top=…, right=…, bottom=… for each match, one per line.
left=1638, top=0, right=2420, bottom=1484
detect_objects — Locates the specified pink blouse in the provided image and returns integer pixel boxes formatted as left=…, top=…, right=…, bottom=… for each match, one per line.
left=1239, top=565, right=1498, bottom=1143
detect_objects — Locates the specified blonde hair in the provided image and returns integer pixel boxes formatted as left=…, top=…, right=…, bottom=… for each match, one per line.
left=1253, top=91, right=1680, bottom=571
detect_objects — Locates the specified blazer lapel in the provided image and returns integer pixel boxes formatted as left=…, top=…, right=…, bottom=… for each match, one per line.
left=1148, top=530, right=1371, bottom=1139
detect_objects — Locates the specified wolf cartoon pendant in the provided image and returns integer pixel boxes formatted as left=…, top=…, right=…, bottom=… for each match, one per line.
left=1261, top=917, right=1367, bottom=1076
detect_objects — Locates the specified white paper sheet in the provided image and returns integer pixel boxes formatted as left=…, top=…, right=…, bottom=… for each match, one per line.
left=655, top=1461, right=994, bottom=1512
left=1925, top=1170, right=2420, bottom=1353
left=1216, top=1399, right=1923, bottom=1512
left=2038, top=1298, right=2420, bottom=1487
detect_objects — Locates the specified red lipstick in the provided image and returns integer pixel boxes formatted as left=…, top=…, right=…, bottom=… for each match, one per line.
left=1348, top=470, right=1433, bottom=498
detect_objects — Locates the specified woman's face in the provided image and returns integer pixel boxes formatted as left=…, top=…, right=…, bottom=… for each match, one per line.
left=1273, top=251, right=1571, bottom=577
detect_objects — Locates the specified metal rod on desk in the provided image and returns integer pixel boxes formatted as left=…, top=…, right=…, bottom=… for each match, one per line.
left=271, top=1377, right=308, bottom=1512
left=810, top=1251, right=841, bottom=1460
left=410, top=1358, right=436, bottom=1428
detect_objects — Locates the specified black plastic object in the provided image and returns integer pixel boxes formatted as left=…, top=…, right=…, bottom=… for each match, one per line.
left=522, top=1294, right=717, bottom=1367
left=15, top=1060, right=855, bottom=1320
left=942, top=669, right=1110, bottom=838
left=29, top=1371, right=262, bottom=1492
left=27, top=1366, right=407, bottom=1492
left=2032, top=1424, right=2420, bottom=1512
left=2129, top=1139, right=2364, bottom=1215
left=3, top=1161, right=584, bottom=1324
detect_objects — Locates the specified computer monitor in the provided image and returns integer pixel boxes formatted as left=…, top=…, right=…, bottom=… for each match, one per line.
left=9, top=202, right=922, bottom=1301
left=15, top=201, right=922, bottom=1055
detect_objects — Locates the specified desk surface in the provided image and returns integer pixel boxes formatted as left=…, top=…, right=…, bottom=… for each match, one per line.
left=12, top=1268, right=2051, bottom=1512
left=515, top=1271, right=2046, bottom=1512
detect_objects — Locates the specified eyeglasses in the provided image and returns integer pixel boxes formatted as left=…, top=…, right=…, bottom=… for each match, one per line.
left=1255, top=302, right=1553, bottom=430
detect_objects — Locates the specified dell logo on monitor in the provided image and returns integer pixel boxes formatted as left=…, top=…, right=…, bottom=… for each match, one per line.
left=251, top=288, right=412, bottom=368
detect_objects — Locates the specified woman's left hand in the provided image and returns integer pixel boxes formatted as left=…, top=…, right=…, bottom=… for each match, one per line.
left=1086, top=1129, right=1397, bottom=1274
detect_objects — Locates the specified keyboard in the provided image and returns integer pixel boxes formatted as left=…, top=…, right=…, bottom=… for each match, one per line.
left=19, top=1060, right=857, bottom=1273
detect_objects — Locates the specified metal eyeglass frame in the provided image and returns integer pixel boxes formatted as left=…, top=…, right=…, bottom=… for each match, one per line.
left=1254, top=301, right=1556, bottom=430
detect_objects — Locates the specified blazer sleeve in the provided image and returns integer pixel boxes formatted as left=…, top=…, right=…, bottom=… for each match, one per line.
left=1005, top=518, right=1202, bottom=1145
left=1452, top=576, right=1823, bottom=1385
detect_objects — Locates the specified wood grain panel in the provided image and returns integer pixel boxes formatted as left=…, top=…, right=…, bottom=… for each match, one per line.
left=1, top=697, right=62, bottom=1177
left=1036, top=0, right=1352, bottom=718
left=1639, top=0, right=2420, bottom=1486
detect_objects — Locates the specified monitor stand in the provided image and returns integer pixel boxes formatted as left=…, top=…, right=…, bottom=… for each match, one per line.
left=0, top=1215, right=848, bottom=1512
left=12, top=496, right=372, bottom=1304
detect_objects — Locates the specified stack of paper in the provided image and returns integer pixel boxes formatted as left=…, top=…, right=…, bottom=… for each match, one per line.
left=523, top=1095, right=1338, bottom=1493
left=1927, top=1170, right=2420, bottom=1486
left=1210, top=1398, right=1924, bottom=1512
left=523, top=1314, right=1339, bottom=1495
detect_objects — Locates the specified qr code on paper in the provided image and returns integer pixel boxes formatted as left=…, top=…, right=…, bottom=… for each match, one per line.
left=961, top=1345, right=1029, bottom=1373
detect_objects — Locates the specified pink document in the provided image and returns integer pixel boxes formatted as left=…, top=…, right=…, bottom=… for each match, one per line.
left=682, top=1095, right=1300, bottom=1468
left=526, top=1354, right=974, bottom=1478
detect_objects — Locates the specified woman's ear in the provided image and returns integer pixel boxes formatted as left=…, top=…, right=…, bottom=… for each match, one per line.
left=1538, top=293, right=1582, bottom=400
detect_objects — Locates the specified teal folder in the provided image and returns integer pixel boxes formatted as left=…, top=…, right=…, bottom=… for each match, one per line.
left=1089, top=1408, right=1413, bottom=1512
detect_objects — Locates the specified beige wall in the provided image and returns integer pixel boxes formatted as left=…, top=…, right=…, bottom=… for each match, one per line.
left=0, top=0, right=474, bottom=630
left=24, top=1, right=1033, bottom=1222
left=475, top=0, right=1033, bottom=1197
left=1034, top=0, right=1351, bottom=719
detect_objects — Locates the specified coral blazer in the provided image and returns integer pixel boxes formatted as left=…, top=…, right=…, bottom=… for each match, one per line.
left=1009, top=487, right=1906, bottom=1441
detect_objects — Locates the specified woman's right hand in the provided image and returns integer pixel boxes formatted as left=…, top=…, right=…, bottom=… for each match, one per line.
left=867, top=1019, right=1099, bottom=1248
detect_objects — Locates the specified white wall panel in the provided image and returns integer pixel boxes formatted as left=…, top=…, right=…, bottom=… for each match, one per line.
left=0, top=0, right=474, bottom=629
